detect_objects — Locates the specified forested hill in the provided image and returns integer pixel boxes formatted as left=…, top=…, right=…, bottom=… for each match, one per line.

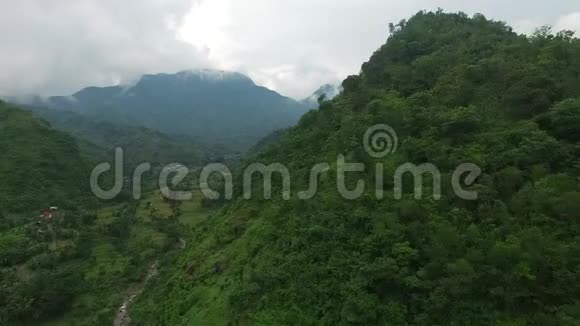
left=27, top=106, right=211, bottom=167
left=131, top=11, right=580, bottom=325
left=27, top=69, right=309, bottom=152
left=0, top=100, right=193, bottom=324
left=0, top=101, right=90, bottom=212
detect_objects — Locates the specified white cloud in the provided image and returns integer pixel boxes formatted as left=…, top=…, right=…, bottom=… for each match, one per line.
left=512, top=12, right=580, bottom=35
left=177, top=0, right=232, bottom=67
left=178, top=0, right=580, bottom=98
left=555, top=12, right=580, bottom=33
left=0, top=0, right=210, bottom=97
left=512, top=19, right=544, bottom=35
left=1, top=0, right=579, bottom=99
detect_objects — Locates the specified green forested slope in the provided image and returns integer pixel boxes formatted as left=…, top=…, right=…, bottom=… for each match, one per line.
left=132, top=11, right=580, bottom=325
left=0, top=101, right=203, bottom=325
left=0, top=101, right=90, bottom=212
left=33, top=70, right=309, bottom=152
left=27, top=107, right=210, bottom=167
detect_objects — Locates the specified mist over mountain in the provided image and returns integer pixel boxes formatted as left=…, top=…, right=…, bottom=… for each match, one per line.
left=25, top=69, right=310, bottom=151
left=300, top=83, right=343, bottom=109
left=4, top=4, right=580, bottom=325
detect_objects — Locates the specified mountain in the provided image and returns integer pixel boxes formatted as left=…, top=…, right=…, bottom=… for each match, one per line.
left=130, top=11, right=580, bottom=325
left=0, top=100, right=91, bottom=212
left=0, top=100, right=190, bottom=324
left=27, top=69, right=310, bottom=151
left=27, top=107, right=212, bottom=167
left=300, top=83, right=342, bottom=108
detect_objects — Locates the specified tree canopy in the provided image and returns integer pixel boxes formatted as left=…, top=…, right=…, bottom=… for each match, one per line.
left=132, top=11, right=580, bottom=325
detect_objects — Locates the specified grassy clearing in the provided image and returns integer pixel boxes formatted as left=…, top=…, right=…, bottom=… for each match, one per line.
left=95, top=204, right=123, bottom=226
left=179, top=190, right=214, bottom=227
left=136, top=190, right=174, bottom=222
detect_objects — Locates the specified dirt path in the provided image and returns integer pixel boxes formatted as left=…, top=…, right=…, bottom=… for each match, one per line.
left=114, top=261, right=159, bottom=326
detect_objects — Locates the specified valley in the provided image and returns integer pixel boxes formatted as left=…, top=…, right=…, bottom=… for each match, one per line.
left=1, top=7, right=580, bottom=326
left=9, top=187, right=218, bottom=326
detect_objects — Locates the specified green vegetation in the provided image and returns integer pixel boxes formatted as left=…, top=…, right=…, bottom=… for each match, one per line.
left=0, top=190, right=209, bottom=325
left=131, top=11, right=580, bottom=325
left=0, top=101, right=91, bottom=212
left=3, top=9, right=580, bottom=325
left=31, top=70, right=309, bottom=152
left=27, top=107, right=211, bottom=167
left=0, top=102, right=215, bottom=325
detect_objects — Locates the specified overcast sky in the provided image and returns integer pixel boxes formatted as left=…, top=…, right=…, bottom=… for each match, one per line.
left=1, top=0, right=579, bottom=99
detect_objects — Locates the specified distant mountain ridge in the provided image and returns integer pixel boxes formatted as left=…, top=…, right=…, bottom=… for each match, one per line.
left=23, top=69, right=310, bottom=151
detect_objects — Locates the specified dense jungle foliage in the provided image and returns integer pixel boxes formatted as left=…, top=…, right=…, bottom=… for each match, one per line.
left=0, top=101, right=91, bottom=213
left=0, top=101, right=191, bottom=324
left=131, top=11, right=580, bottom=325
